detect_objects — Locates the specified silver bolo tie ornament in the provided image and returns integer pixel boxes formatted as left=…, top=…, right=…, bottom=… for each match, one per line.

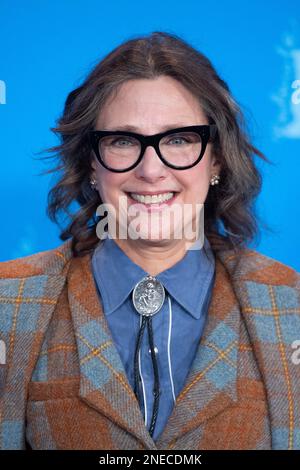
left=132, top=275, right=165, bottom=438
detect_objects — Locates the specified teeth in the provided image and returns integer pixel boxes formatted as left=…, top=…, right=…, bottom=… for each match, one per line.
left=129, top=192, right=175, bottom=204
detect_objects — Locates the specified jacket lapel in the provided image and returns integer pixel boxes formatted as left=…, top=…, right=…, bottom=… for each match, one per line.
left=66, top=253, right=157, bottom=449
left=156, top=253, right=240, bottom=446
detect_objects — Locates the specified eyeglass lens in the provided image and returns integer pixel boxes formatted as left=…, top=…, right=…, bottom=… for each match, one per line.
left=98, top=131, right=203, bottom=170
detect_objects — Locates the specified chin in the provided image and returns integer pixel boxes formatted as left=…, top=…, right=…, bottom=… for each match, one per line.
left=127, top=223, right=182, bottom=243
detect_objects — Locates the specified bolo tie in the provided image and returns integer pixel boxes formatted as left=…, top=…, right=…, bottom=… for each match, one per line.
left=132, top=275, right=165, bottom=438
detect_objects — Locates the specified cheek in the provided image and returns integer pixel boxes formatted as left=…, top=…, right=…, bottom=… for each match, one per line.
left=96, top=171, right=125, bottom=202
left=181, top=168, right=210, bottom=203
left=182, top=166, right=210, bottom=191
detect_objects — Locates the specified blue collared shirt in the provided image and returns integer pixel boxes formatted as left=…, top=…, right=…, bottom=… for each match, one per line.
left=91, top=236, right=215, bottom=441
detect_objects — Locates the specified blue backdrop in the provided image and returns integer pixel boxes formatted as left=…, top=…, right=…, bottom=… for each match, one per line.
left=0, top=0, right=299, bottom=270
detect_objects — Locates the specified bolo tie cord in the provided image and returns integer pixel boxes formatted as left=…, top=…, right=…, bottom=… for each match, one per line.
left=133, top=315, right=160, bottom=438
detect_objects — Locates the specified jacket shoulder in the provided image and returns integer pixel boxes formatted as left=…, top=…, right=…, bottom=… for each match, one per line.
left=0, top=239, right=73, bottom=279
left=0, top=241, right=73, bottom=449
left=217, top=246, right=299, bottom=287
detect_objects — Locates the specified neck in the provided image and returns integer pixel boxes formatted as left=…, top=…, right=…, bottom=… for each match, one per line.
left=113, top=237, right=197, bottom=276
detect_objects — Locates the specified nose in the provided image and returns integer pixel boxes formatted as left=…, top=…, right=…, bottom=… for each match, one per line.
left=134, top=145, right=168, bottom=180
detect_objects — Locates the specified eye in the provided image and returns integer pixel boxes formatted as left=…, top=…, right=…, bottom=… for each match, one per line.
left=111, top=137, right=135, bottom=146
left=167, top=136, right=189, bottom=145
left=162, top=133, right=197, bottom=145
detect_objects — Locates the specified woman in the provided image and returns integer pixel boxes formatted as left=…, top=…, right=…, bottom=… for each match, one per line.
left=0, top=31, right=299, bottom=450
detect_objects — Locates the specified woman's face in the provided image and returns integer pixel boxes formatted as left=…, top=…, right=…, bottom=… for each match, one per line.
left=91, top=75, right=220, bottom=249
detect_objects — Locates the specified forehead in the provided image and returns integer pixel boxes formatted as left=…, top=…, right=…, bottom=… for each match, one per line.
left=96, top=76, right=206, bottom=128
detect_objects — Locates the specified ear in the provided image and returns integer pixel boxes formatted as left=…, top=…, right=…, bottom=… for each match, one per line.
left=91, top=155, right=97, bottom=172
left=210, top=153, right=221, bottom=173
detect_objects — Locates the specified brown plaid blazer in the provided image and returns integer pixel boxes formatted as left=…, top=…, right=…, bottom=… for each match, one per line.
left=0, top=239, right=299, bottom=450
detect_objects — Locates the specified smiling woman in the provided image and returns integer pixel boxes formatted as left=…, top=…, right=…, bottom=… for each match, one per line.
left=41, top=33, right=270, bottom=259
left=0, top=31, right=299, bottom=451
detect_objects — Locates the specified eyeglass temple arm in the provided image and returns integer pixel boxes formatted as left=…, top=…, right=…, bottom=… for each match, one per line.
left=209, top=124, right=218, bottom=141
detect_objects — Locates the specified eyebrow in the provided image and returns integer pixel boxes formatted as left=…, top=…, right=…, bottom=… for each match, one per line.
left=102, top=123, right=194, bottom=133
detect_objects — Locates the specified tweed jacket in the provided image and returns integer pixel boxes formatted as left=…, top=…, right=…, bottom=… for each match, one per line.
left=0, top=239, right=299, bottom=450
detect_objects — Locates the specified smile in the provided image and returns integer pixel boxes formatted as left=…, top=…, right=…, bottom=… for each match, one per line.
left=126, top=192, right=179, bottom=211
left=129, top=192, right=175, bottom=203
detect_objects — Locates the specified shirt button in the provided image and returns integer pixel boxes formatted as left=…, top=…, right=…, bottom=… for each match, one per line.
left=149, top=347, right=158, bottom=354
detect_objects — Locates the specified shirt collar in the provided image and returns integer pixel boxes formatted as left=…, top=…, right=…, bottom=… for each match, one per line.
left=91, top=235, right=215, bottom=320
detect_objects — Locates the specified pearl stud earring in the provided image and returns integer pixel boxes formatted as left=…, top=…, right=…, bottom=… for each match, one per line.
left=210, top=174, right=220, bottom=186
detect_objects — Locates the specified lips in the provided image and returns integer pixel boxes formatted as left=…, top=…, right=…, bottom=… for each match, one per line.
left=125, top=191, right=179, bottom=212
left=125, top=190, right=180, bottom=196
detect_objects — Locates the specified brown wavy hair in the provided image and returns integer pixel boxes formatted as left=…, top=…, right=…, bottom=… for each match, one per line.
left=38, top=31, right=273, bottom=257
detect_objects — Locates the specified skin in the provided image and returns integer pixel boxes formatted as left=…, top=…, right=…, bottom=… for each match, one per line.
left=91, top=76, right=221, bottom=276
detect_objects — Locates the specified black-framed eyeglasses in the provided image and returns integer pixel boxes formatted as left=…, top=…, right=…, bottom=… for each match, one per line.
left=89, top=124, right=218, bottom=172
